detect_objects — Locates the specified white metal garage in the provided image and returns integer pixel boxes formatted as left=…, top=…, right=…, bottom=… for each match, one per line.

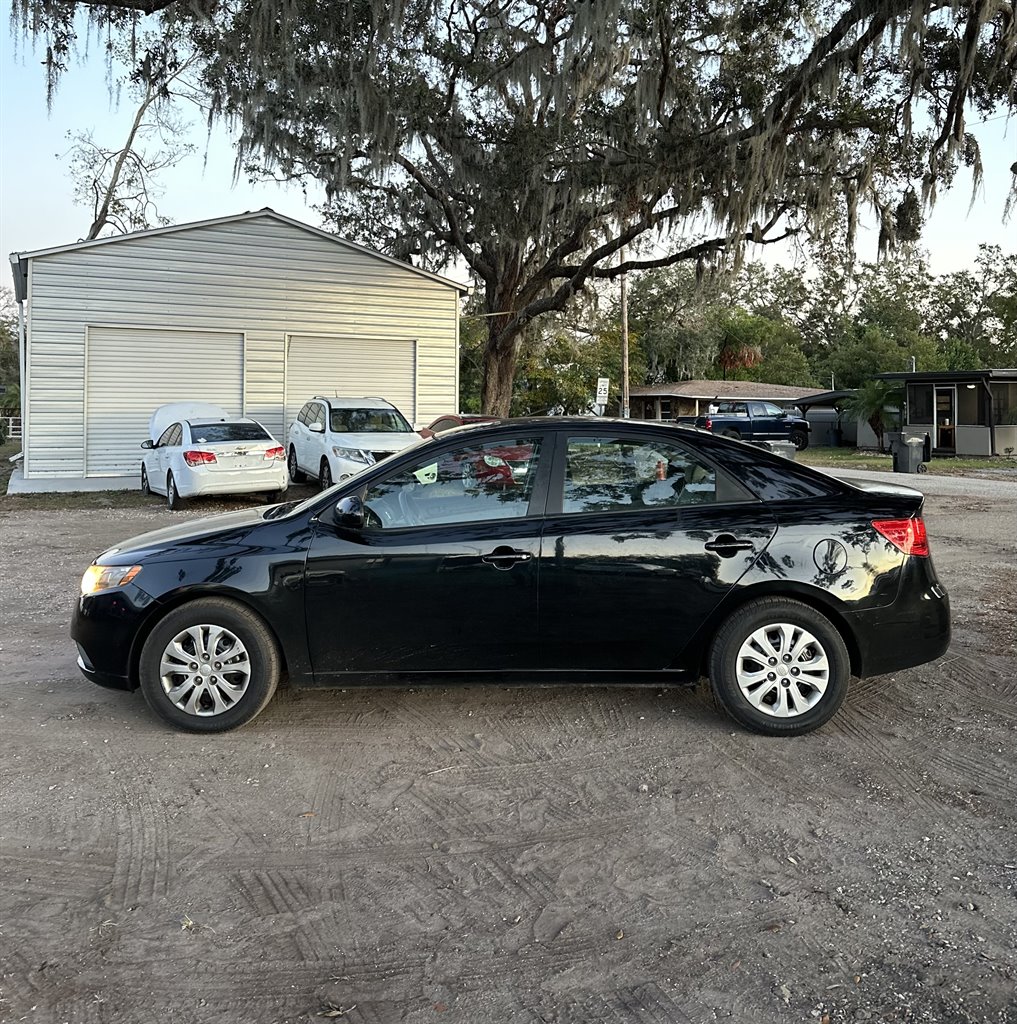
left=284, top=334, right=417, bottom=429
left=85, top=327, right=244, bottom=477
left=8, top=211, right=466, bottom=490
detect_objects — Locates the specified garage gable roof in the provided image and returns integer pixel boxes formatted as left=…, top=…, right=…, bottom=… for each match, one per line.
left=8, top=209, right=469, bottom=300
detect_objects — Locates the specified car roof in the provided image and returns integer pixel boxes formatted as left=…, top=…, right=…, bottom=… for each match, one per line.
left=313, top=396, right=394, bottom=409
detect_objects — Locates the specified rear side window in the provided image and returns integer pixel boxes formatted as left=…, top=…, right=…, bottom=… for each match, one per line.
left=189, top=422, right=271, bottom=443
left=562, top=436, right=726, bottom=514
left=718, top=447, right=841, bottom=501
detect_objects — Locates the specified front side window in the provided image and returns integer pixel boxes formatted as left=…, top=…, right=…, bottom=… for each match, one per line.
left=330, top=407, right=412, bottom=434
left=311, top=404, right=326, bottom=429
left=761, top=402, right=784, bottom=417
left=563, top=436, right=717, bottom=514
left=364, top=438, right=542, bottom=528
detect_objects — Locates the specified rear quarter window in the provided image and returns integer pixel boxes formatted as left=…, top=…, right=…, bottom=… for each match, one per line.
left=720, top=448, right=842, bottom=501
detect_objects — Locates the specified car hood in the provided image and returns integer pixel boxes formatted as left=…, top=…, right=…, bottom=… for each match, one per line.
left=149, top=402, right=230, bottom=442
left=95, top=506, right=273, bottom=565
left=333, top=432, right=419, bottom=453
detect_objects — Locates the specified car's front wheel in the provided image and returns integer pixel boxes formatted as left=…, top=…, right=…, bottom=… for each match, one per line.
left=708, top=598, right=850, bottom=736
left=288, top=446, right=306, bottom=483
left=790, top=429, right=809, bottom=451
left=167, top=472, right=189, bottom=511
left=319, top=458, right=333, bottom=490
left=138, top=598, right=281, bottom=732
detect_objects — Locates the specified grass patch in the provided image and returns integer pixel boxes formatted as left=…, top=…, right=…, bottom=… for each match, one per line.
left=798, top=447, right=1015, bottom=475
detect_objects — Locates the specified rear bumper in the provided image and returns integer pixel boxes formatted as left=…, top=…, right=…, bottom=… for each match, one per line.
left=846, top=570, right=950, bottom=678
left=179, top=464, right=288, bottom=498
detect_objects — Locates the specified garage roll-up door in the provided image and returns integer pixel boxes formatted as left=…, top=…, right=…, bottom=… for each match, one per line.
left=285, top=335, right=417, bottom=429
left=85, top=327, right=244, bottom=477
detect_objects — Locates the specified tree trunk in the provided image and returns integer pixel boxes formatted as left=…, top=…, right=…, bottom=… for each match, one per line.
left=481, top=329, right=519, bottom=416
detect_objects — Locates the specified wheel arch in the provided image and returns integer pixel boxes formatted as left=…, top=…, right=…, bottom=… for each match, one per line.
left=691, top=581, right=862, bottom=679
left=127, top=588, right=291, bottom=691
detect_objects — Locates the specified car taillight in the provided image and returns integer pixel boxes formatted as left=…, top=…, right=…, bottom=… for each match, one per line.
left=183, top=450, right=217, bottom=467
left=704, top=417, right=712, bottom=430
left=264, top=446, right=285, bottom=461
left=872, top=518, right=929, bottom=557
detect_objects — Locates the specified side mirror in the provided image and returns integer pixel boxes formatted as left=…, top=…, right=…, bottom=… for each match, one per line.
left=310, top=421, right=325, bottom=433
left=141, top=439, right=154, bottom=449
left=333, top=495, right=365, bottom=530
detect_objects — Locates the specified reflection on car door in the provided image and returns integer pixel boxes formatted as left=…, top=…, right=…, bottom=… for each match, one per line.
left=303, top=433, right=550, bottom=678
left=538, top=434, right=778, bottom=671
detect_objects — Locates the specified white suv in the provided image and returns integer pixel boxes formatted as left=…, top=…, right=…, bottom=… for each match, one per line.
left=287, top=396, right=419, bottom=489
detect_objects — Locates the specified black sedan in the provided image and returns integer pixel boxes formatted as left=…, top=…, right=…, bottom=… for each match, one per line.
left=72, top=419, right=950, bottom=736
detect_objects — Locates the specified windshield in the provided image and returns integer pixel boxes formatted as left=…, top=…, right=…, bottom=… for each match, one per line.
left=329, top=408, right=412, bottom=434
left=189, top=422, right=272, bottom=443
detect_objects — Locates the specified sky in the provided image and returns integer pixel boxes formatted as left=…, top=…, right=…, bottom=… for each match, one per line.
left=2, top=22, right=1015, bottom=297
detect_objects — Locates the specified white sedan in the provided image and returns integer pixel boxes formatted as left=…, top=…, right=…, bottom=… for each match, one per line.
left=141, top=403, right=289, bottom=510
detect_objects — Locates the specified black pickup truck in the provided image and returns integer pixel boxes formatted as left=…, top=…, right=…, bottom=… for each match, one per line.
left=676, top=401, right=811, bottom=450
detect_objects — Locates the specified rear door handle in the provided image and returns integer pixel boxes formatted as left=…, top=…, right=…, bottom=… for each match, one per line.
left=482, top=546, right=533, bottom=570
left=704, top=534, right=756, bottom=555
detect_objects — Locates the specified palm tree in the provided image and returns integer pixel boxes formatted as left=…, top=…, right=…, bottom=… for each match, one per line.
left=845, top=380, right=905, bottom=452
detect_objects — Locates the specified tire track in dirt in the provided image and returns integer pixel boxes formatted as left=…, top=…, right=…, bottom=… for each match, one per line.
left=825, top=705, right=951, bottom=816
left=577, top=982, right=702, bottom=1024
left=938, top=652, right=1017, bottom=713
left=108, top=787, right=170, bottom=911
left=233, top=869, right=337, bottom=962
left=0, top=844, right=112, bottom=898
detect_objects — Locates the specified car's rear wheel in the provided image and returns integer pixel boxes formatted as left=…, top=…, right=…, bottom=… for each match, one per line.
left=141, top=465, right=151, bottom=495
left=319, top=458, right=333, bottom=490
left=709, top=598, right=850, bottom=736
left=721, top=429, right=741, bottom=441
left=790, top=429, right=809, bottom=451
left=288, top=446, right=306, bottom=483
left=167, top=472, right=189, bottom=511
left=138, top=598, right=280, bottom=732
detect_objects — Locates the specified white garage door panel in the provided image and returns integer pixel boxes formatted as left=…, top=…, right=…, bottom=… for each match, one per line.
left=86, top=327, right=244, bottom=477
left=285, top=335, right=417, bottom=429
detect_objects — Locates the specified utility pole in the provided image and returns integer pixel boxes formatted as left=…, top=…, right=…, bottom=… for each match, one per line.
left=620, top=246, right=630, bottom=418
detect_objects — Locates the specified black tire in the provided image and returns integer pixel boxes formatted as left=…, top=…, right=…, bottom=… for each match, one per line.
left=167, top=472, right=189, bottom=511
left=138, top=597, right=280, bottom=732
left=264, top=489, right=287, bottom=503
left=288, top=446, right=306, bottom=483
left=708, top=597, right=850, bottom=736
left=790, top=429, right=809, bottom=451
left=721, top=429, right=741, bottom=441
left=319, top=458, right=333, bottom=490
left=141, top=465, right=151, bottom=495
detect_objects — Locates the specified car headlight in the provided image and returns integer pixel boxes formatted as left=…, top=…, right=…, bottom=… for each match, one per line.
left=81, top=564, right=143, bottom=595
left=331, top=446, right=375, bottom=465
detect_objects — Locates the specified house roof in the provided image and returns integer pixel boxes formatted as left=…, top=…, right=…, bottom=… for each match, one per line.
left=876, top=369, right=1017, bottom=383
left=630, top=380, right=827, bottom=402
left=8, top=209, right=470, bottom=301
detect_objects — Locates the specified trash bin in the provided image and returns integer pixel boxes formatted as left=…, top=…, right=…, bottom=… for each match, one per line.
left=903, top=430, right=932, bottom=464
left=890, top=435, right=926, bottom=473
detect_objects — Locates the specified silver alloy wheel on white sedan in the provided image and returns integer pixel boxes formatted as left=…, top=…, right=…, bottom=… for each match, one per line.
left=734, top=622, right=830, bottom=718
left=158, top=623, right=252, bottom=716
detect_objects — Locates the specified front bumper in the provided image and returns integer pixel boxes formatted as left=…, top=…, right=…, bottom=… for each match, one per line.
left=70, top=583, right=157, bottom=691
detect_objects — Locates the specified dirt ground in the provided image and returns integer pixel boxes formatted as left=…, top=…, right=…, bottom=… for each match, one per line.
left=1, top=483, right=1015, bottom=1024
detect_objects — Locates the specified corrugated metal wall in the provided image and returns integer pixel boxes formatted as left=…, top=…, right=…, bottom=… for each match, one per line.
left=24, top=214, right=460, bottom=478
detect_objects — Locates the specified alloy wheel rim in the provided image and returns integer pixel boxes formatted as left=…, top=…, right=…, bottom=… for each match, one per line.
left=159, top=624, right=252, bottom=716
left=735, top=622, right=830, bottom=718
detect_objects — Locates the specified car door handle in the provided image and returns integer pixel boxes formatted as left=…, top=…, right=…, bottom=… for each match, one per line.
left=482, top=546, right=533, bottom=569
left=704, top=534, right=756, bottom=555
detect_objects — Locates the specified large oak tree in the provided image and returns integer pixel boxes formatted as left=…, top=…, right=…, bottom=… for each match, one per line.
left=14, top=0, right=1017, bottom=413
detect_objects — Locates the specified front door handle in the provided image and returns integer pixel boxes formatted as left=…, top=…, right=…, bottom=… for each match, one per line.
left=704, top=534, right=756, bottom=556
left=482, top=546, right=533, bottom=570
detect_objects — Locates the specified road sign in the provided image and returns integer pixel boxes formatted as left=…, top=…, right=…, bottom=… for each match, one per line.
left=596, top=377, right=610, bottom=403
